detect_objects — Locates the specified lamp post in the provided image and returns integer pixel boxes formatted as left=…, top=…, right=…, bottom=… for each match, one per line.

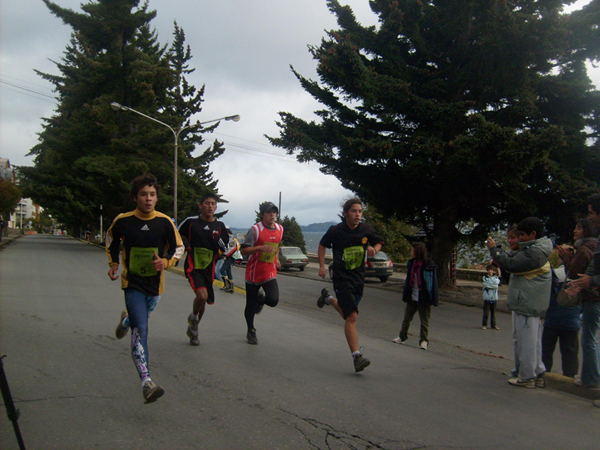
left=110, top=102, right=240, bottom=224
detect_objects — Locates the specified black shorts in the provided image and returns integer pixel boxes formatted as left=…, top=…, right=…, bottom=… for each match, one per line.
left=186, top=269, right=215, bottom=305
left=333, top=280, right=363, bottom=319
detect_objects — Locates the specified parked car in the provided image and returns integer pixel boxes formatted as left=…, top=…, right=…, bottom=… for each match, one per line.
left=328, top=250, right=394, bottom=282
left=278, top=246, right=309, bottom=271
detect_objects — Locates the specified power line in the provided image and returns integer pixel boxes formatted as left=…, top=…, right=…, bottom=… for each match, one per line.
left=214, top=131, right=275, bottom=149
left=0, top=85, right=56, bottom=104
left=211, top=131, right=302, bottom=163
left=221, top=142, right=301, bottom=164
left=0, top=73, right=55, bottom=93
left=0, top=74, right=304, bottom=164
left=0, top=79, right=57, bottom=102
left=222, top=141, right=296, bottom=161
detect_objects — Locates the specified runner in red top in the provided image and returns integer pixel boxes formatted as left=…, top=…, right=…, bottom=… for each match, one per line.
left=240, top=202, right=283, bottom=344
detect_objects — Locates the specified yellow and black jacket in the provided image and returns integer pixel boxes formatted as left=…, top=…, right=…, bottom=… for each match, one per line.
left=106, top=209, right=184, bottom=296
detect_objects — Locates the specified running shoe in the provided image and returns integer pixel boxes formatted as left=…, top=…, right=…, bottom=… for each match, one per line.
left=247, top=328, right=258, bottom=345
left=226, top=280, right=235, bottom=293
left=535, top=375, right=546, bottom=388
left=353, top=353, right=370, bottom=372
left=187, top=313, right=200, bottom=346
left=115, top=310, right=129, bottom=339
left=317, top=288, right=330, bottom=308
left=508, top=377, right=535, bottom=389
left=142, top=380, right=165, bottom=404
left=420, top=341, right=428, bottom=350
left=220, top=278, right=230, bottom=291
left=392, top=337, right=406, bottom=344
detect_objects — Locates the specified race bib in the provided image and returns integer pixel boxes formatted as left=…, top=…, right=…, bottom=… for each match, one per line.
left=194, top=247, right=214, bottom=269
left=343, top=246, right=365, bottom=271
left=259, top=242, right=279, bottom=263
left=129, top=247, right=158, bottom=277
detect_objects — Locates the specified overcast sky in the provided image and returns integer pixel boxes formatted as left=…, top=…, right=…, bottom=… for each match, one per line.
left=1, top=0, right=597, bottom=228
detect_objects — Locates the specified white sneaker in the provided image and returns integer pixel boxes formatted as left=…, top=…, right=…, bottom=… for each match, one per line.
left=508, top=377, right=535, bottom=389
left=392, top=337, right=406, bottom=344
left=420, top=341, right=428, bottom=350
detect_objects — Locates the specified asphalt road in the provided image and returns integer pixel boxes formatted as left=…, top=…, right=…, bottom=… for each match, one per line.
left=1, top=234, right=600, bottom=450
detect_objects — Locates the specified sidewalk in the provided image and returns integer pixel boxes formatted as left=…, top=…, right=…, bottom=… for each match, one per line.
left=382, top=268, right=600, bottom=402
left=0, top=230, right=22, bottom=249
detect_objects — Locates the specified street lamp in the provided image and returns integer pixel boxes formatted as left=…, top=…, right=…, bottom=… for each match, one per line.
left=110, top=102, right=240, bottom=224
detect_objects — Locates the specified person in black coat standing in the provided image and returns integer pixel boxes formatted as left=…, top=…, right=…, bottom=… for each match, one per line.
left=393, top=242, right=438, bottom=350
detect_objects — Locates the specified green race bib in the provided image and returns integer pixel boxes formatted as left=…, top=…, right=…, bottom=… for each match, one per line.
left=194, top=247, right=214, bottom=269
left=129, top=247, right=158, bottom=277
left=343, top=246, right=365, bottom=271
left=259, top=242, right=279, bottom=263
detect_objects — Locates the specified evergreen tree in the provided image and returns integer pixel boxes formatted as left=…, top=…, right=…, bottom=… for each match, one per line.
left=254, top=201, right=280, bottom=223
left=19, top=0, right=226, bottom=230
left=269, top=0, right=600, bottom=286
left=362, top=204, right=414, bottom=264
left=280, top=216, right=307, bottom=253
left=165, top=23, right=227, bottom=221
left=0, top=180, right=21, bottom=218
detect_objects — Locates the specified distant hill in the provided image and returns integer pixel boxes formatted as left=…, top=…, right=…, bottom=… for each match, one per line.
left=229, top=222, right=336, bottom=235
left=229, top=227, right=248, bottom=236
left=301, top=222, right=336, bottom=232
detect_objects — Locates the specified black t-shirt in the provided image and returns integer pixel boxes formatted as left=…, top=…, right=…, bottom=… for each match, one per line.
left=178, top=216, right=229, bottom=272
left=320, top=221, right=383, bottom=287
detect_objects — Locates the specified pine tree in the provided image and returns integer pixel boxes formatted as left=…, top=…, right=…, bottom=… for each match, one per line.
left=280, top=216, right=307, bottom=253
left=269, top=0, right=600, bottom=286
left=254, top=201, right=280, bottom=223
left=362, top=204, right=414, bottom=264
left=20, top=0, right=226, bottom=230
left=165, top=23, right=226, bottom=221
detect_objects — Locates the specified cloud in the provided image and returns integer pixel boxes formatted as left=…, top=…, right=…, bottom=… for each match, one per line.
left=1, top=0, right=597, bottom=229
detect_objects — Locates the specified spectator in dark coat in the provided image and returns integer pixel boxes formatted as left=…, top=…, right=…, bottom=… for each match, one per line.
left=392, top=242, right=438, bottom=350
left=546, top=218, right=597, bottom=377
left=542, top=268, right=582, bottom=377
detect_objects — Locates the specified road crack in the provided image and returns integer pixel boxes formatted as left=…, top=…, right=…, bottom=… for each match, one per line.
left=281, top=408, right=423, bottom=450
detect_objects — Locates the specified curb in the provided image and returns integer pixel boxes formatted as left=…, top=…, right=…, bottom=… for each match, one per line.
left=0, top=233, right=22, bottom=249
left=543, top=373, right=600, bottom=401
